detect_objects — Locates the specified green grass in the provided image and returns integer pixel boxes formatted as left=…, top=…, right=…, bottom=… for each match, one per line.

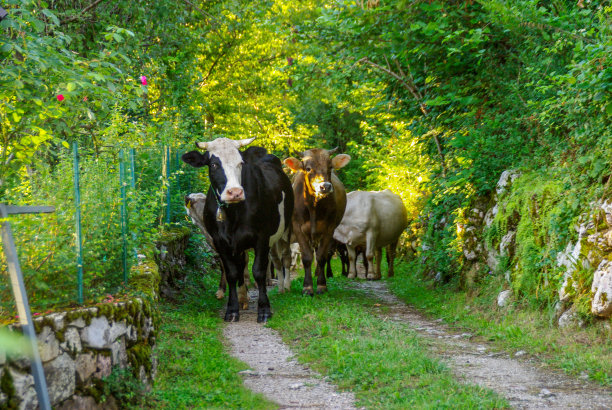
left=268, top=272, right=508, bottom=409
left=387, top=260, right=612, bottom=387
left=144, top=269, right=274, bottom=409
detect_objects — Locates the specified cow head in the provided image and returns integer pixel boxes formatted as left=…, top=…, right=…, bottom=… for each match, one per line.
left=181, top=137, right=255, bottom=204
left=284, top=148, right=350, bottom=200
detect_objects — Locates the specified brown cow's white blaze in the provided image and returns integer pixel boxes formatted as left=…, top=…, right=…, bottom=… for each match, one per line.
left=196, top=137, right=255, bottom=203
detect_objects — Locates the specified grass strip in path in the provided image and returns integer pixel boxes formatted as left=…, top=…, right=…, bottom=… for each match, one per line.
left=144, top=272, right=274, bottom=409
left=387, top=261, right=612, bottom=387
left=267, top=277, right=508, bottom=409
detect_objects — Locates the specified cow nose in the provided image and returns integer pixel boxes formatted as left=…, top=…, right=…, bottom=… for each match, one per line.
left=321, top=182, right=333, bottom=193
left=226, top=187, right=244, bottom=201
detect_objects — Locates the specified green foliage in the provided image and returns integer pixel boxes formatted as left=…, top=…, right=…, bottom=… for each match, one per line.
left=102, top=368, right=148, bottom=409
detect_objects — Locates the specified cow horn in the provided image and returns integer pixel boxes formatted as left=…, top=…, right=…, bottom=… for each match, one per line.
left=195, top=141, right=208, bottom=150
left=328, top=147, right=339, bottom=155
left=233, top=137, right=256, bottom=148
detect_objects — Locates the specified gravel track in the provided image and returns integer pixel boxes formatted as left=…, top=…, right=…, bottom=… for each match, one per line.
left=222, top=280, right=612, bottom=409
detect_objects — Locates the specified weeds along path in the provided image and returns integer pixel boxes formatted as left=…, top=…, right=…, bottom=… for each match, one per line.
left=223, top=288, right=358, bottom=409
left=353, top=280, right=612, bottom=410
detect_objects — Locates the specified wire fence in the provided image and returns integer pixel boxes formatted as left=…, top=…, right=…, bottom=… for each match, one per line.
left=0, top=143, right=203, bottom=321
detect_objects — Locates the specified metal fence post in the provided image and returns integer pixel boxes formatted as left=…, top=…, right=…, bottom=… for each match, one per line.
left=129, top=148, right=138, bottom=259
left=72, top=142, right=84, bottom=305
left=165, top=146, right=171, bottom=225
left=0, top=204, right=53, bottom=410
left=119, top=150, right=128, bottom=283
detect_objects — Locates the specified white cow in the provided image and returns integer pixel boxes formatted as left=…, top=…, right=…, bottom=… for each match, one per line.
left=333, top=190, right=407, bottom=280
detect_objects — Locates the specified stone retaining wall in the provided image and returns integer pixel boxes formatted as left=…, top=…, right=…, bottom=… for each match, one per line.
left=0, top=227, right=191, bottom=409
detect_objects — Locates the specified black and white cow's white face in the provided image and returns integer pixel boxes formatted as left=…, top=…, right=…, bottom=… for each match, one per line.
left=182, top=137, right=255, bottom=204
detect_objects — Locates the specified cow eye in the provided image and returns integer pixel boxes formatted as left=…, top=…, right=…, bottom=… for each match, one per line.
left=210, top=163, right=218, bottom=170
left=305, top=166, right=312, bottom=172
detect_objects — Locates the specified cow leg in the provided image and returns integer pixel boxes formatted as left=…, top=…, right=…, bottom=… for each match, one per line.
left=253, top=242, right=273, bottom=322
left=315, top=236, right=334, bottom=294
left=295, top=230, right=315, bottom=296
left=347, top=245, right=357, bottom=279
left=217, top=272, right=227, bottom=300
left=387, top=241, right=398, bottom=277
left=281, top=242, right=292, bottom=292
left=325, top=253, right=333, bottom=279
left=365, top=232, right=376, bottom=280
left=222, top=255, right=245, bottom=322
left=238, top=281, right=249, bottom=310
left=338, top=244, right=349, bottom=277
left=371, top=247, right=383, bottom=280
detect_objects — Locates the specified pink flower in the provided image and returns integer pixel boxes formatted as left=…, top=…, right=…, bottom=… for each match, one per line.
left=57, top=94, right=65, bottom=101
left=140, top=75, right=147, bottom=86
left=83, top=96, right=88, bottom=102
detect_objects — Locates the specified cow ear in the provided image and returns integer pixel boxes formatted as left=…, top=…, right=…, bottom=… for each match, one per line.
left=331, top=154, right=351, bottom=170
left=182, top=151, right=210, bottom=168
left=283, top=157, right=303, bottom=172
left=328, top=147, right=339, bottom=155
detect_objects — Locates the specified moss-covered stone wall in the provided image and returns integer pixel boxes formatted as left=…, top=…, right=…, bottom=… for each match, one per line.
left=0, top=227, right=190, bottom=409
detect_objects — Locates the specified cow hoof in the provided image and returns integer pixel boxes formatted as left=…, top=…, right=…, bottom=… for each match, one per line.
left=302, top=288, right=314, bottom=297
left=316, top=285, right=327, bottom=294
left=215, top=289, right=225, bottom=299
left=347, top=273, right=356, bottom=279
left=257, top=311, right=272, bottom=323
left=224, top=312, right=239, bottom=322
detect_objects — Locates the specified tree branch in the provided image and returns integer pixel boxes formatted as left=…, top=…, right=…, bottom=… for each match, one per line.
left=62, top=0, right=105, bottom=24
left=356, top=57, right=447, bottom=177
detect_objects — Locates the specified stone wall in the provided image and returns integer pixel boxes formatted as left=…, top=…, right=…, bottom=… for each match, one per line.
left=456, top=170, right=612, bottom=327
left=0, top=227, right=190, bottom=409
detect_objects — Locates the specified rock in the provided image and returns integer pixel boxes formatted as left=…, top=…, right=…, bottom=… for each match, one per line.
left=558, top=306, right=584, bottom=329
left=44, top=353, right=76, bottom=405
left=602, top=201, right=612, bottom=228
left=47, top=312, right=66, bottom=331
left=497, top=290, right=513, bottom=308
left=591, top=259, right=612, bottom=317
left=93, top=354, right=112, bottom=379
left=539, top=388, right=554, bottom=398
left=109, top=320, right=127, bottom=342
left=111, top=338, right=128, bottom=368
left=126, top=324, right=138, bottom=342
left=56, top=395, right=99, bottom=410
left=496, top=170, right=520, bottom=197
left=499, top=230, right=515, bottom=257
left=81, top=316, right=111, bottom=349
left=38, top=326, right=60, bottom=362
left=9, top=368, right=37, bottom=409
left=75, top=352, right=97, bottom=385
left=68, top=317, right=86, bottom=328
left=514, top=350, right=527, bottom=357
left=60, top=327, right=82, bottom=355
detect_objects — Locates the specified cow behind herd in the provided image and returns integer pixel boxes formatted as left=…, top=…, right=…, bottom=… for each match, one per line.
left=182, top=137, right=407, bottom=323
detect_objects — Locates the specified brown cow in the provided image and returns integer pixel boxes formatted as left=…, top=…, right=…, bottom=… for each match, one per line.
left=284, top=148, right=350, bottom=295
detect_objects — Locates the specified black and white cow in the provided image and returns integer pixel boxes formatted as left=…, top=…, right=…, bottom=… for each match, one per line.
left=182, top=137, right=293, bottom=322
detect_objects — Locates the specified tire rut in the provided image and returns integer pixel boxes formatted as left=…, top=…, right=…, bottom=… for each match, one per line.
left=222, top=287, right=359, bottom=409
left=351, top=280, right=612, bottom=410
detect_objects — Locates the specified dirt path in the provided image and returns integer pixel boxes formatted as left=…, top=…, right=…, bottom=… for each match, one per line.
left=223, top=288, right=359, bottom=409
left=353, top=280, right=612, bottom=410
left=223, top=281, right=611, bottom=409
